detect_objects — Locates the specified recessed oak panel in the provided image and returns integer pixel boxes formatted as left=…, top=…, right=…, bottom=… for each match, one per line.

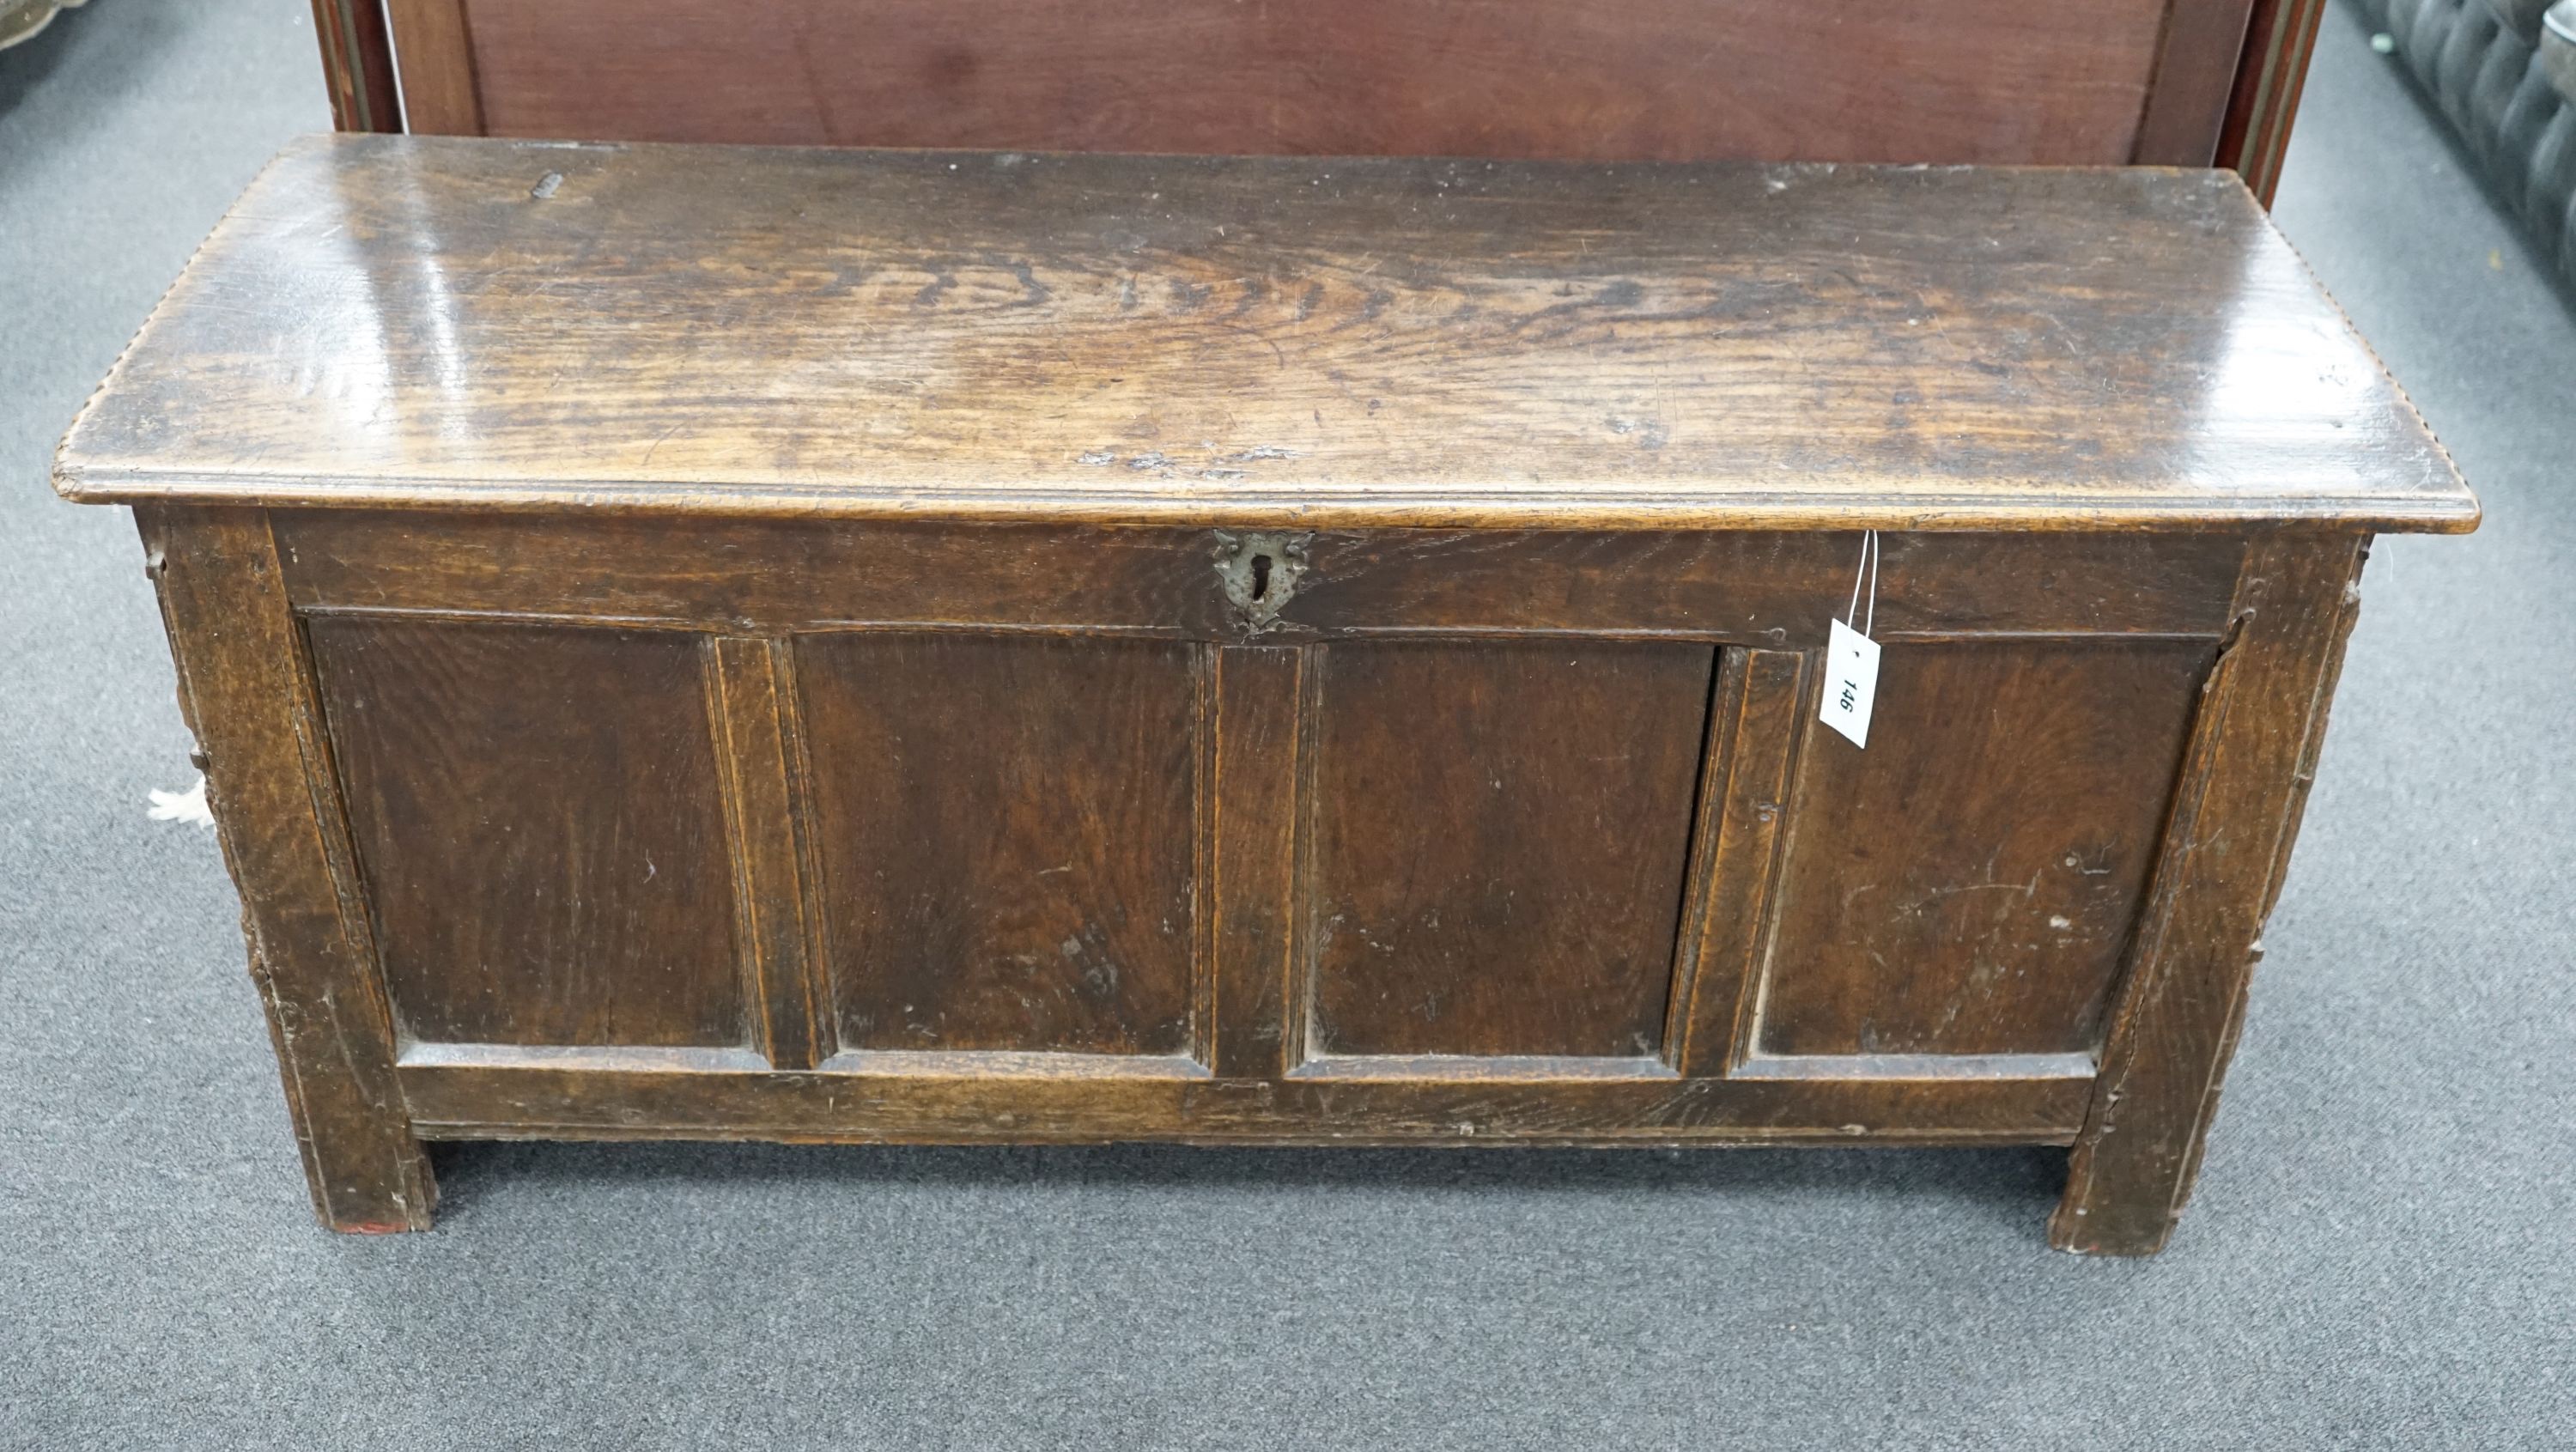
left=796, top=633, right=1200, bottom=1056
left=1305, top=640, right=1715, bottom=1059
left=307, top=618, right=745, bottom=1048
left=1754, top=640, right=2212, bottom=1059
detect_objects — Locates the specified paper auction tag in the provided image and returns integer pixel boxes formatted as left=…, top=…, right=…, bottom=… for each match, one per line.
left=1820, top=616, right=1880, bottom=749
left=1820, top=528, right=1881, bottom=748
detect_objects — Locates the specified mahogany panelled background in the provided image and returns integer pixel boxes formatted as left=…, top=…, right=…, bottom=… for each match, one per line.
left=307, top=0, right=2323, bottom=198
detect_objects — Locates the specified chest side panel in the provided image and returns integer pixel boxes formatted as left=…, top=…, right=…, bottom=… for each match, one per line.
left=307, top=617, right=749, bottom=1050
left=1301, top=639, right=1715, bottom=1062
left=1749, top=639, right=2214, bottom=1064
left=793, top=632, right=1204, bottom=1060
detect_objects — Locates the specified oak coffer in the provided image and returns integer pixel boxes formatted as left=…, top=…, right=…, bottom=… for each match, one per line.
left=54, top=136, right=2475, bottom=1253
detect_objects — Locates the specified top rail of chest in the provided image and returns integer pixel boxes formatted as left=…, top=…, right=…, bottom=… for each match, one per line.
left=56, top=135, right=2472, bottom=535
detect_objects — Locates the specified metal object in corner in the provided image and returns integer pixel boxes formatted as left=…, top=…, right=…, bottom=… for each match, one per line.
left=1212, top=531, right=1312, bottom=632
left=1, top=0, right=88, bottom=51
left=2544, top=0, right=2576, bottom=100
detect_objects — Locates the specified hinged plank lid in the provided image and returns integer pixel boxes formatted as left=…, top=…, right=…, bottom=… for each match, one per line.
left=56, top=135, right=2475, bottom=533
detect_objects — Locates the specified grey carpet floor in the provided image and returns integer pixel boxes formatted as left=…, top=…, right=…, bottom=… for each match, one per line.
left=2, top=2, right=2570, bottom=1446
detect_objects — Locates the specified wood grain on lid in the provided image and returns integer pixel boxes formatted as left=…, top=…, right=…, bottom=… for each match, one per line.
left=56, top=135, right=2475, bottom=532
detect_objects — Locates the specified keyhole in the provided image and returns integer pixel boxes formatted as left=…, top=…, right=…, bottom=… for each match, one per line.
left=1249, top=552, right=1273, bottom=601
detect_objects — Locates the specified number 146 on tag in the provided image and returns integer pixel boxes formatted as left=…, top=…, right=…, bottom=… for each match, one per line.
left=1820, top=616, right=1880, bottom=749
